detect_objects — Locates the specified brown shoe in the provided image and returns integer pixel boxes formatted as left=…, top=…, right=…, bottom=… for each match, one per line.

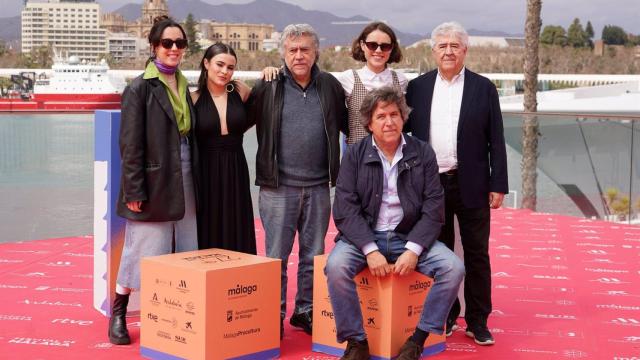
left=395, top=337, right=423, bottom=360
left=340, top=338, right=370, bottom=360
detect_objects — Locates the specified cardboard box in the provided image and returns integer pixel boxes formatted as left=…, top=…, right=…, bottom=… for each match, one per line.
left=140, top=248, right=281, bottom=360
left=313, top=255, right=445, bottom=359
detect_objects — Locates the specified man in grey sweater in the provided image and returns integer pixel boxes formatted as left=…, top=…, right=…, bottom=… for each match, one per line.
left=248, top=23, right=348, bottom=339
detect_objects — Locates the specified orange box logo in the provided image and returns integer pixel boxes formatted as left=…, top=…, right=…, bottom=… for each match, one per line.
left=140, top=248, right=280, bottom=360
left=312, top=255, right=445, bottom=359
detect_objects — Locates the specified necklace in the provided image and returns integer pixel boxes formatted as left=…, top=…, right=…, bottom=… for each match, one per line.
left=211, top=91, right=226, bottom=98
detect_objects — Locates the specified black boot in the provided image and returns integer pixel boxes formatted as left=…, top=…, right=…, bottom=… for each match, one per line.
left=108, top=293, right=131, bottom=345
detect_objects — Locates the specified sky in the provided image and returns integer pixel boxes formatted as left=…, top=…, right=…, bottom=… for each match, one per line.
left=5, top=0, right=640, bottom=37
left=343, top=0, right=633, bottom=36
left=228, top=0, right=640, bottom=36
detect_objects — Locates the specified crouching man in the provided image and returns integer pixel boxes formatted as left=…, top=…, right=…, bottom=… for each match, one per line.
left=325, top=87, right=464, bottom=360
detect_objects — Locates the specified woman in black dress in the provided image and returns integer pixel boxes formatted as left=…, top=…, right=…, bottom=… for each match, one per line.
left=192, top=43, right=256, bottom=254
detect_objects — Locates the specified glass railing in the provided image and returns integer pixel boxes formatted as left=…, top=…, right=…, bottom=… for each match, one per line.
left=502, top=112, right=640, bottom=223
left=1, top=111, right=639, bottom=242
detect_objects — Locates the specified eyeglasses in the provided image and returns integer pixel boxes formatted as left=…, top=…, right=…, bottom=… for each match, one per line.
left=363, top=41, right=393, bottom=52
left=159, top=38, right=188, bottom=50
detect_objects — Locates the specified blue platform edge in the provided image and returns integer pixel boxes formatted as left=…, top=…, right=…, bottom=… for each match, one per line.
left=312, top=342, right=446, bottom=360
left=94, top=110, right=120, bottom=162
left=141, top=347, right=280, bottom=360
left=141, top=347, right=185, bottom=360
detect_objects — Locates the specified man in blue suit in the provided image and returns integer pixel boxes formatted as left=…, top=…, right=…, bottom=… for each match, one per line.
left=404, top=21, right=508, bottom=346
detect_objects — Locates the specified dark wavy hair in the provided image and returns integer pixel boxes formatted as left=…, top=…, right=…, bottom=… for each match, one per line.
left=351, top=22, right=402, bottom=64
left=146, top=15, right=188, bottom=65
left=359, top=86, right=411, bottom=133
left=196, top=42, right=238, bottom=94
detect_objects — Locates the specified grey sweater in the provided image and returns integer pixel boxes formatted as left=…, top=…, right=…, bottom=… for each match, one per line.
left=278, top=68, right=329, bottom=187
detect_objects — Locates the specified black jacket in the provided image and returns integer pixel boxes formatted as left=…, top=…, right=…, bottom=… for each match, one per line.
left=404, top=69, right=508, bottom=208
left=117, top=74, right=198, bottom=221
left=333, top=134, right=444, bottom=250
left=247, top=66, right=348, bottom=187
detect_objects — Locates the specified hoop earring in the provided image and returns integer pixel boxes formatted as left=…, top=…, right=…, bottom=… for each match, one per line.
left=225, top=82, right=235, bottom=93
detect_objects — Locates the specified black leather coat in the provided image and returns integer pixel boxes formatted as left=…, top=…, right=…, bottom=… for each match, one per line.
left=247, top=66, right=348, bottom=188
left=116, top=74, right=198, bottom=221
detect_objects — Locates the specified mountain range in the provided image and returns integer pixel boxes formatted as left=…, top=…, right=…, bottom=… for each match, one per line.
left=0, top=16, right=20, bottom=47
left=0, top=0, right=518, bottom=47
left=112, top=0, right=425, bottom=46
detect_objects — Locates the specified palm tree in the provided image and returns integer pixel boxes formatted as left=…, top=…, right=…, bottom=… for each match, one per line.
left=521, top=0, right=542, bottom=210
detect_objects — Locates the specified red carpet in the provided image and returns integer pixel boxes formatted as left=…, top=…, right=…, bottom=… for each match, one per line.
left=0, top=208, right=639, bottom=359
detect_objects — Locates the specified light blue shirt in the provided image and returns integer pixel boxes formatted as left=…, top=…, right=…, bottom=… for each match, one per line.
left=362, top=134, right=424, bottom=257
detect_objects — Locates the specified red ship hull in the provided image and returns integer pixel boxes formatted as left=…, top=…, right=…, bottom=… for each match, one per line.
left=0, top=93, right=121, bottom=112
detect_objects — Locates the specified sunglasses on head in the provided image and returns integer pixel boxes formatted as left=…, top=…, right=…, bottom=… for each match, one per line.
left=363, top=41, right=393, bottom=52
left=159, top=38, right=188, bottom=50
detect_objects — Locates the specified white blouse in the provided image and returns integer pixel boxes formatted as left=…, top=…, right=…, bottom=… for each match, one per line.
left=336, top=66, right=408, bottom=98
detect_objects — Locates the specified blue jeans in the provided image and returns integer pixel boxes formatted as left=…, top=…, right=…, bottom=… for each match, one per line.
left=325, top=232, right=465, bottom=343
left=259, top=183, right=330, bottom=318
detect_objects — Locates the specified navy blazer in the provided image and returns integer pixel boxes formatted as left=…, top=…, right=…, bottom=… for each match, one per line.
left=404, top=68, right=508, bottom=208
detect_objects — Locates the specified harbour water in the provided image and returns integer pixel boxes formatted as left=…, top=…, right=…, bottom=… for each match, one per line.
left=0, top=113, right=263, bottom=243
left=0, top=114, right=94, bottom=242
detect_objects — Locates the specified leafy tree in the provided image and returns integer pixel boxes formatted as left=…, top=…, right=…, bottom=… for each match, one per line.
left=183, top=13, right=202, bottom=56
left=602, top=25, right=628, bottom=45
left=0, top=76, right=13, bottom=96
left=567, top=18, right=588, bottom=47
left=604, top=187, right=632, bottom=219
left=585, top=21, right=594, bottom=48
left=0, top=40, right=6, bottom=57
left=540, top=25, right=567, bottom=46
left=611, top=195, right=630, bottom=218
left=101, top=53, right=116, bottom=67
left=585, top=21, right=594, bottom=39
left=605, top=187, right=619, bottom=206
left=627, top=34, right=640, bottom=46
left=17, top=45, right=53, bottom=68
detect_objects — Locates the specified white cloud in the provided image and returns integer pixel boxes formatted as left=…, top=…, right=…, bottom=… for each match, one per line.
left=203, top=0, right=640, bottom=36
left=95, top=0, right=639, bottom=37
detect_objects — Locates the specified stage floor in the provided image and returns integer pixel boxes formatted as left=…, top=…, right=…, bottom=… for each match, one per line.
left=0, top=208, right=639, bottom=359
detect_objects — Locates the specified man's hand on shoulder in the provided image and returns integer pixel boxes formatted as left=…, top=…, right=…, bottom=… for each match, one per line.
left=366, top=251, right=393, bottom=277
left=394, top=250, right=418, bottom=276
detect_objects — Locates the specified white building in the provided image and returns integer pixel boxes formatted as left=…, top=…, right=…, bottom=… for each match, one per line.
left=262, top=32, right=280, bottom=52
left=106, top=32, right=147, bottom=61
left=198, top=19, right=275, bottom=52
left=409, top=36, right=524, bottom=49
left=21, top=0, right=106, bottom=61
left=500, top=79, right=640, bottom=114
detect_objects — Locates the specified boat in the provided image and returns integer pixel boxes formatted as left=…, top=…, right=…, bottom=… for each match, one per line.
left=0, top=56, right=125, bottom=112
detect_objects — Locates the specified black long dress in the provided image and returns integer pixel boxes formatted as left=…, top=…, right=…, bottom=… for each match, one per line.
left=194, top=88, right=256, bottom=254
